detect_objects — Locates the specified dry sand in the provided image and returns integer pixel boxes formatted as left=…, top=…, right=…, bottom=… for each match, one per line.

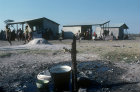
left=0, top=38, right=140, bottom=92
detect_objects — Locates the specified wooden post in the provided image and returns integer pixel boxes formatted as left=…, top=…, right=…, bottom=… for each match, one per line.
left=108, top=22, right=109, bottom=32
left=17, top=24, right=18, bottom=31
left=71, top=35, right=77, bottom=92
left=103, top=24, right=105, bottom=40
left=22, top=24, right=24, bottom=32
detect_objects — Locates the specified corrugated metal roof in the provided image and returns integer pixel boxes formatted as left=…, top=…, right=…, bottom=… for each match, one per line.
left=63, top=21, right=110, bottom=27
left=63, top=24, right=92, bottom=27
left=7, top=21, right=25, bottom=25
left=26, top=17, right=59, bottom=25
left=63, top=23, right=105, bottom=27
left=109, top=23, right=125, bottom=27
left=7, top=17, right=59, bottom=25
left=109, top=23, right=128, bottom=29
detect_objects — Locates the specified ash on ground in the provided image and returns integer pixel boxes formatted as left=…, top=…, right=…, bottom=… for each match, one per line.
left=0, top=39, right=140, bottom=92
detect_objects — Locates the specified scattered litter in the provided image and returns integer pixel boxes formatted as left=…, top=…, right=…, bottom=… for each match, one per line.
left=112, top=45, right=121, bottom=47
left=135, top=56, right=137, bottom=59
left=122, top=45, right=125, bottom=47
left=123, top=57, right=128, bottom=60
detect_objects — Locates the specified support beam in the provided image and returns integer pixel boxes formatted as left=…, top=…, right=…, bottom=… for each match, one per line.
left=103, top=25, right=104, bottom=37
left=17, top=24, right=18, bottom=32
left=22, top=24, right=24, bottom=32
left=108, top=22, right=109, bottom=31
left=102, top=21, right=110, bottom=25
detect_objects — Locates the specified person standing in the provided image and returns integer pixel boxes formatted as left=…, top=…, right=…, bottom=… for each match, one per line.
left=5, top=25, right=12, bottom=45
left=28, top=27, right=32, bottom=41
left=24, top=26, right=29, bottom=44
left=93, top=32, right=97, bottom=39
left=18, top=28, right=23, bottom=41
left=78, top=30, right=81, bottom=42
left=17, top=29, right=20, bottom=41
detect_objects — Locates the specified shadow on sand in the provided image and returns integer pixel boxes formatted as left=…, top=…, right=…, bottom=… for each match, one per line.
left=0, top=60, right=140, bottom=92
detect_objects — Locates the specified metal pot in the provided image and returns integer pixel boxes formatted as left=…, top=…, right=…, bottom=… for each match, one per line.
left=50, top=65, right=71, bottom=91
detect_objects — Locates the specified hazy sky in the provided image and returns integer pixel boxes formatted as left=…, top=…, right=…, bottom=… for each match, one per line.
left=0, top=0, right=139, bottom=33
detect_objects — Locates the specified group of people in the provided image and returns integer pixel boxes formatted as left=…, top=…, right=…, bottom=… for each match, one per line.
left=4, top=25, right=32, bottom=45
left=75, top=29, right=92, bottom=40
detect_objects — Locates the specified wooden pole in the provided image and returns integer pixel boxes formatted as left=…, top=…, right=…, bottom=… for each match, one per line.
left=108, top=22, right=109, bottom=32
left=17, top=24, right=18, bottom=32
left=71, top=35, right=77, bottom=92
left=103, top=24, right=104, bottom=39
left=22, top=24, right=24, bottom=32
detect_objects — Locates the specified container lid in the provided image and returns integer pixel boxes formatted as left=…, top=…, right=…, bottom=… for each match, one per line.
left=50, top=65, right=71, bottom=73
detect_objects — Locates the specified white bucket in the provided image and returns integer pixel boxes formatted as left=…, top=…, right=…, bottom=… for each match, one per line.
left=36, top=70, right=51, bottom=91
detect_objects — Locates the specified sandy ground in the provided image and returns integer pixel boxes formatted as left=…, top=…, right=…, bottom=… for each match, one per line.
left=0, top=38, right=140, bottom=92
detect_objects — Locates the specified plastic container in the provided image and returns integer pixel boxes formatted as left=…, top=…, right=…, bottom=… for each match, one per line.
left=50, top=65, right=71, bottom=91
left=36, top=70, right=51, bottom=92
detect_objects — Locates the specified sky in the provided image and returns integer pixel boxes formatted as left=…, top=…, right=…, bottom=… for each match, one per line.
left=0, top=0, right=139, bottom=34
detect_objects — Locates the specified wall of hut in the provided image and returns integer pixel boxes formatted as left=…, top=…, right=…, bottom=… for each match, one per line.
left=95, top=27, right=123, bottom=39
left=43, top=19, right=59, bottom=39
left=62, top=26, right=81, bottom=39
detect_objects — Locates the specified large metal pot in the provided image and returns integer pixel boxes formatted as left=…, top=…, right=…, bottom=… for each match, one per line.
left=50, top=65, right=71, bottom=91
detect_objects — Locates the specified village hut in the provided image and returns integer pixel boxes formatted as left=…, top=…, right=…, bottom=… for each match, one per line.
left=7, top=17, right=59, bottom=40
left=62, top=25, right=92, bottom=40
left=95, top=23, right=129, bottom=40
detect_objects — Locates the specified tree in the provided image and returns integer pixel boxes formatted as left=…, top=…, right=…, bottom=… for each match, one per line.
left=4, top=19, right=15, bottom=30
left=4, top=19, right=14, bottom=25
